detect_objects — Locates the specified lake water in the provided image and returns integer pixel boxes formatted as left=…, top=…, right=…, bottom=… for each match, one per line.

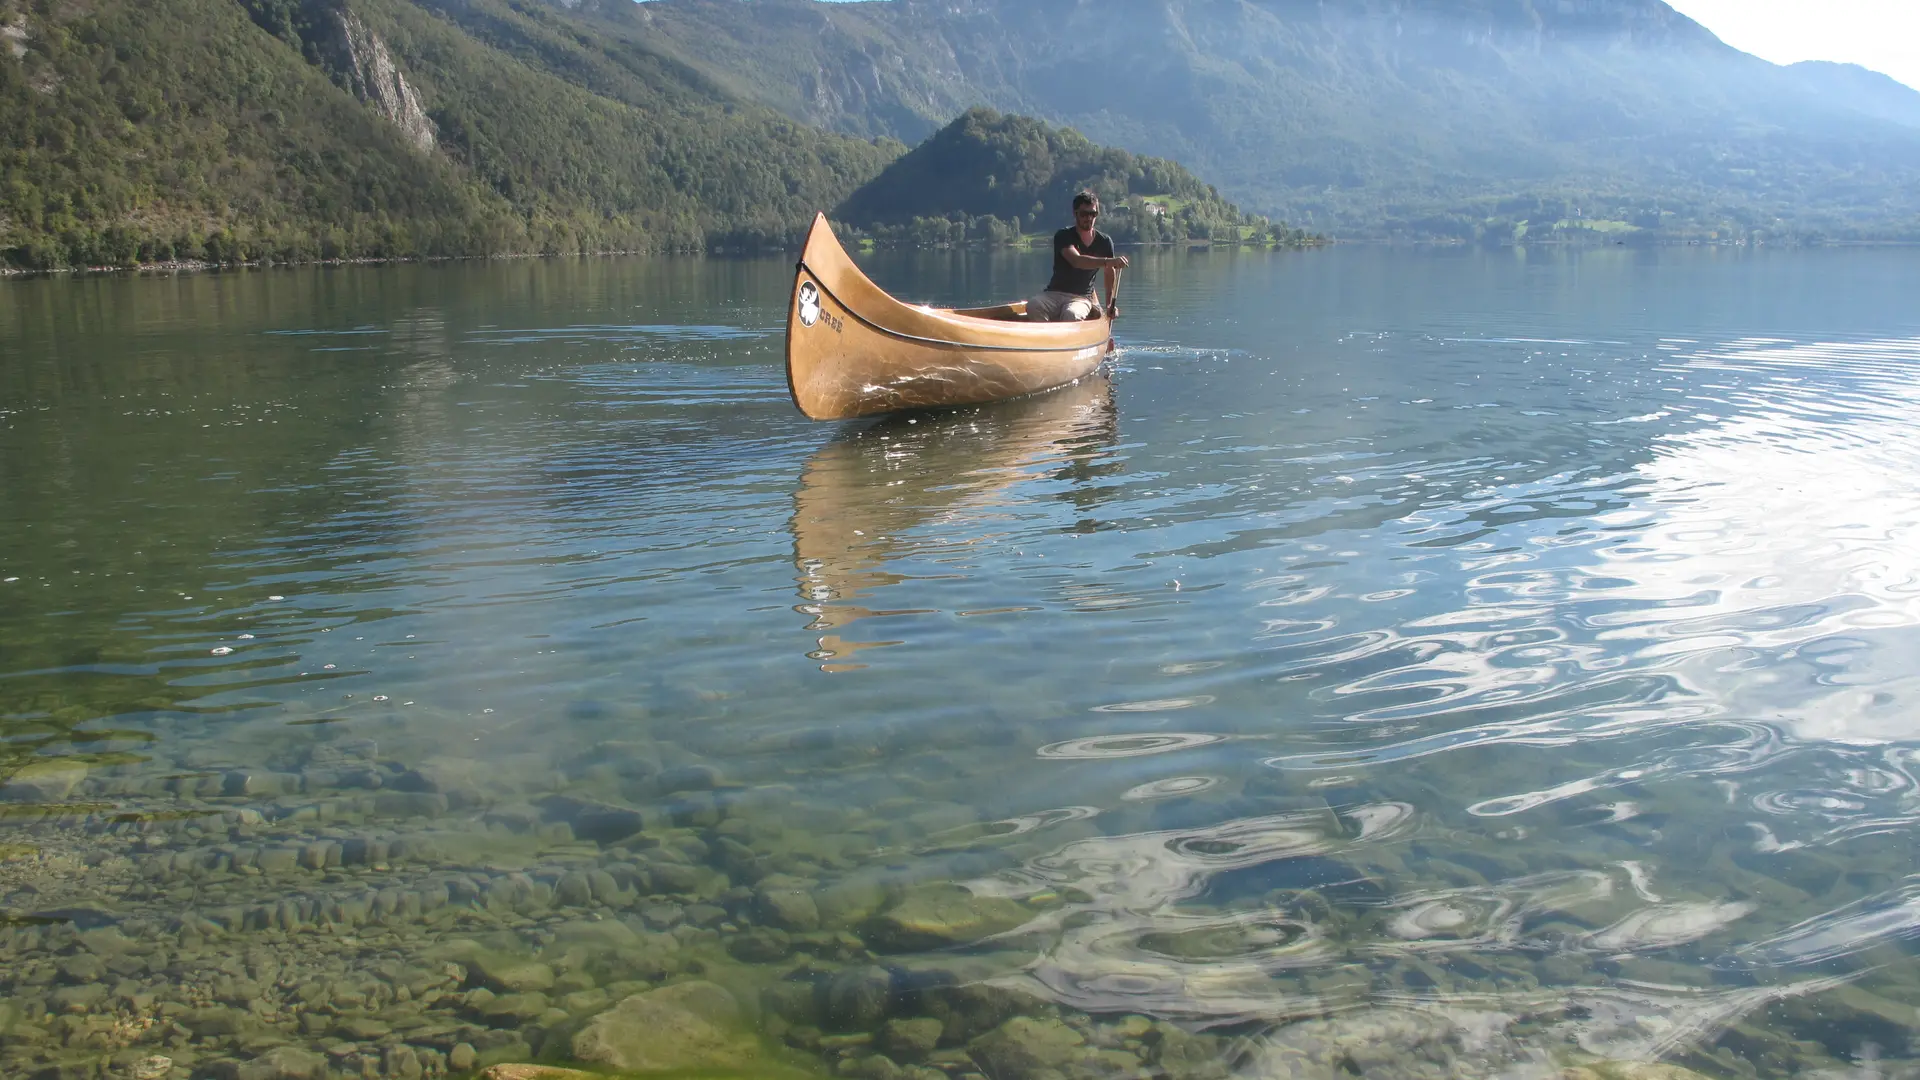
left=4, top=245, right=1920, bottom=1080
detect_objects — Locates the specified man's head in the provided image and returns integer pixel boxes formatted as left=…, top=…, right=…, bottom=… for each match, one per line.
left=1072, top=192, right=1100, bottom=229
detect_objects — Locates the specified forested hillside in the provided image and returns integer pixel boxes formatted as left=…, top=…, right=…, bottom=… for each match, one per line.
left=584, top=0, right=1920, bottom=242
left=0, top=0, right=900, bottom=268
left=836, top=109, right=1308, bottom=246
left=12, top=0, right=1917, bottom=265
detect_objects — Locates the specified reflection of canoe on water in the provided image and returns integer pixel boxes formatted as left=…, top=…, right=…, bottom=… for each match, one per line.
left=786, top=214, right=1114, bottom=421
left=791, top=374, right=1118, bottom=665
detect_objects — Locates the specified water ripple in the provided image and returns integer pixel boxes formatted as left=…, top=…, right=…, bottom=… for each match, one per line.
left=1037, top=733, right=1227, bottom=759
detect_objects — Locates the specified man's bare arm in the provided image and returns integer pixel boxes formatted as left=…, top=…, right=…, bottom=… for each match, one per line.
left=1061, top=245, right=1131, bottom=271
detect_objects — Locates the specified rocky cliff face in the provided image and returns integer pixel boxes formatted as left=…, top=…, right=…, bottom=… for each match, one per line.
left=327, top=6, right=436, bottom=152
left=241, top=0, right=437, bottom=153
left=0, top=11, right=27, bottom=61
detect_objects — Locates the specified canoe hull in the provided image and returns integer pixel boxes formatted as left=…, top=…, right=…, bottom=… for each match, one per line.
left=786, top=214, right=1112, bottom=421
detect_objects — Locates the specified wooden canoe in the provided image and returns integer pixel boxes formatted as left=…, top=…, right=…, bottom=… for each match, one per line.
left=786, top=213, right=1114, bottom=421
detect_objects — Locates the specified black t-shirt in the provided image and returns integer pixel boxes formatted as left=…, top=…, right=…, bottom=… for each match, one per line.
left=1046, top=227, right=1114, bottom=297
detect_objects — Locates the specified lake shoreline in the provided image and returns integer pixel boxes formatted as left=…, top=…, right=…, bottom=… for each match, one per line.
left=0, top=239, right=1326, bottom=280
left=13, top=235, right=1920, bottom=280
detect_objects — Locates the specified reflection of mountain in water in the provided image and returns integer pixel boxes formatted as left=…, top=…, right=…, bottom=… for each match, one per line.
left=789, top=375, right=1119, bottom=670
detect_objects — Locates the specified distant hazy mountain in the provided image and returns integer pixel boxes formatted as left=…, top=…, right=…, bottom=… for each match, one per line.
left=1786, top=61, right=1920, bottom=130
left=580, top=0, right=1920, bottom=241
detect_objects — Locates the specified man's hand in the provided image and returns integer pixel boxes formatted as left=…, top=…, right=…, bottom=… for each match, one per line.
left=1106, top=302, right=1121, bottom=320
left=1109, top=254, right=1131, bottom=270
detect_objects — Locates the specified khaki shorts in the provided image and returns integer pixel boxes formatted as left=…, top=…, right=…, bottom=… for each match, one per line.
left=1026, top=290, right=1096, bottom=322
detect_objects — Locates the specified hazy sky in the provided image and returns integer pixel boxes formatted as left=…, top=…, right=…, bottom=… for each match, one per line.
left=1664, top=0, right=1920, bottom=90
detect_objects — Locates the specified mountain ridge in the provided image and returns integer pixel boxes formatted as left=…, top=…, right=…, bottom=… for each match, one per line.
left=1786, top=60, right=1920, bottom=130
left=595, top=0, right=1920, bottom=241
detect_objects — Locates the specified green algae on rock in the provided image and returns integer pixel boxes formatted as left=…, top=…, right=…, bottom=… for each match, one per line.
left=0, top=761, right=91, bottom=803
left=864, top=885, right=1031, bottom=952
left=966, top=1015, right=1089, bottom=1077
left=571, top=981, right=760, bottom=1073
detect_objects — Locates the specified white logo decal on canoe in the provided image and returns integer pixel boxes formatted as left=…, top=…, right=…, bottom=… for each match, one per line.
left=798, top=282, right=821, bottom=327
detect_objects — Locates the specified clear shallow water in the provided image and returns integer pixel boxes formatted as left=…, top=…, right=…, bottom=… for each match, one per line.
left=3, top=246, right=1920, bottom=1080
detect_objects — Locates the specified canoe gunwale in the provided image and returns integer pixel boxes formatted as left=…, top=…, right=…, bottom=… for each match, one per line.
left=796, top=260, right=1107, bottom=354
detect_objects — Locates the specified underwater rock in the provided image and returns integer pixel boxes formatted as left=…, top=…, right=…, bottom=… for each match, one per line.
left=1245, top=1010, right=1472, bottom=1080
left=571, top=980, right=757, bottom=1073
left=183, top=1005, right=256, bottom=1037
left=649, top=861, right=706, bottom=895
left=865, top=885, right=1029, bottom=952
left=0, top=760, right=89, bottom=802
left=880, top=1017, right=945, bottom=1061
left=1562, top=1064, right=1717, bottom=1080
left=841, top=1053, right=914, bottom=1080
left=57, top=953, right=106, bottom=984
left=254, top=846, right=301, bottom=875
left=1149, top=1023, right=1230, bottom=1080
left=478, top=1037, right=537, bottom=1068
left=333, top=1016, right=391, bottom=1040
left=552, top=871, right=593, bottom=907
left=825, top=966, right=895, bottom=1032
left=728, top=927, right=793, bottom=963
left=477, top=1066, right=600, bottom=1080
left=685, top=902, right=728, bottom=928
left=541, top=795, right=655, bottom=844
left=478, top=991, right=551, bottom=1023
left=757, top=880, right=824, bottom=932
left=394, top=757, right=489, bottom=808
left=230, top=1045, right=326, bottom=1080
left=921, top=983, right=1051, bottom=1045
left=561, top=988, right=611, bottom=1016
left=656, top=763, right=722, bottom=796
left=547, top=918, right=641, bottom=951
left=1779, top=983, right=1920, bottom=1039
left=816, top=876, right=890, bottom=931
left=222, top=770, right=300, bottom=798
left=50, top=983, right=107, bottom=1013
left=467, top=955, right=556, bottom=993
left=967, top=1015, right=1088, bottom=1078
left=762, top=979, right=824, bottom=1027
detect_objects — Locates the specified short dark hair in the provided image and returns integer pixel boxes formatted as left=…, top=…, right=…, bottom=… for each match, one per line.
left=1072, top=191, right=1099, bottom=212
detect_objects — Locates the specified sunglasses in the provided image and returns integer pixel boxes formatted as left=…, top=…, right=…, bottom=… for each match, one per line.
left=1076, top=209, right=1100, bottom=218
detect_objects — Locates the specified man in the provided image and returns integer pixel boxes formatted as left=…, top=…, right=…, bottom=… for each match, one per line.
left=1027, top=191, right=1129, bottom=322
